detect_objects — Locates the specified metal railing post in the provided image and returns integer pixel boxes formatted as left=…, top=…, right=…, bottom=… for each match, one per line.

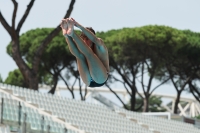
left=1, top=98, right=4, bottom=124
left=40, top=116, right=44, bottom=133
left=47, top=125, right=50, bottom=133
left=18, top=102, right=22, bottom=126
left=22, top=113, right=27, bottom=133
left=64, top=128, right=68, bottom=133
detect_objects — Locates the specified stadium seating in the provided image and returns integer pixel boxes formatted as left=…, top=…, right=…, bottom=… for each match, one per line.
left=0, top=83, right=199, bottom=133
left=114, top=106, right=200, bottom=133
left=0, top=125, right=10, bottom=133
left=0, top=83, right=153, bottom=133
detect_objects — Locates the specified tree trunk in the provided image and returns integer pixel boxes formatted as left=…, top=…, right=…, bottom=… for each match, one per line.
left=12, top=40, right=39, bottom=90
left=28, top=70, right=38, bottom=90
left=143, top=96, right=149, bottom=112
left=131, top=89, right=136, bottom=111
left=174, top=91, right=181, bottom=114
left=48, top=74, right=58, bottom=94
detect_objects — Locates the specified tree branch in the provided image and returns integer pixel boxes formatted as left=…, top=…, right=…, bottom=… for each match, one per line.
left=16, top=0, right=35, bottom=34
left=11, top=0, right=18, bottom=30
left=110, top=57, right=133, bottom=88
left=141, top=62, right=146, bottom=94
left=48, top=70, right=59, bottom=94
left=147, top=67, right=155, bottom=93
left=59, top=73, right=75, bottom=99
left=123, top=82, right=131, bottom=95
left=72, top=77, right=77, bottom=88
left=105, top=83, right=128, bottom=110
left=42, top=61, right=54, bottom=75
left=135, top=102, right=143, bottom=111
left=130, top=64, right=141, bottom=98
left=112, top=75, right=124, bottom=83
left=112, top=76, right=131, bottom=96
left=166, top=65, right=179, bottom=91
left=78, top=77, right=84, bottom=100
left=188, top=81, right=200, bottom=103
left=144, top=59, right=150, bottom=70
left=33, top=0, right=76, bottom=73
left=180, top=77, right=191, bottom=92
left=121, top=66, right=132, bottom=83
left=150, top=78, right=170, bottom=96
left=190, top=88, right=200, bottom=103
left=136, top=91, right=144, bottom=99
left=84, top=85, right=88, bottom=100
left=71, top=75, right=78, bottom=98
left=0, top=11, right=12, bottom=36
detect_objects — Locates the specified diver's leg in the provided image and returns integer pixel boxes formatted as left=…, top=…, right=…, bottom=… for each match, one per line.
left=66, top=21, right=108, bottom=83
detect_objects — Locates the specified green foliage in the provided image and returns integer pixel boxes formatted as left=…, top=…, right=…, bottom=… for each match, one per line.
left=96, top=29, right=120, bottom=40
left=4, top=68, right=54, bottom=88
left=0, top=74, right=3, bottom=83
left=100, top=26, right=200, bottom=111
left=102, top=25, right=200, bottom=82
left=4, top=69, right=27, bottom=87
left=102, top=25, right=200, bottom=110
left=194, top=115, right=200, bottom=120
left=178, top=30, right=200, bottom=65
left=7, top=28, right=77, bottom=66
left=125, top=96, right=167, bottom=112
left=7, top=28, right=77, bottom=86
left=105, top=25, right=190, bottom=64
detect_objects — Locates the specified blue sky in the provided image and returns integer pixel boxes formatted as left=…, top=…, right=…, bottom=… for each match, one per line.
left=1, top=0, right=200, bottom=103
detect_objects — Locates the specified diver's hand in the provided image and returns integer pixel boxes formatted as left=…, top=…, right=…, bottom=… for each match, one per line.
left=70, top=18, right=81, bottom=28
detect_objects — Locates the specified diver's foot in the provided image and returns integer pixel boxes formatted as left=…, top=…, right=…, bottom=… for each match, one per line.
left=66, top=19, right=74, bottom=36
left=60, top=19, right=68, bottom=36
